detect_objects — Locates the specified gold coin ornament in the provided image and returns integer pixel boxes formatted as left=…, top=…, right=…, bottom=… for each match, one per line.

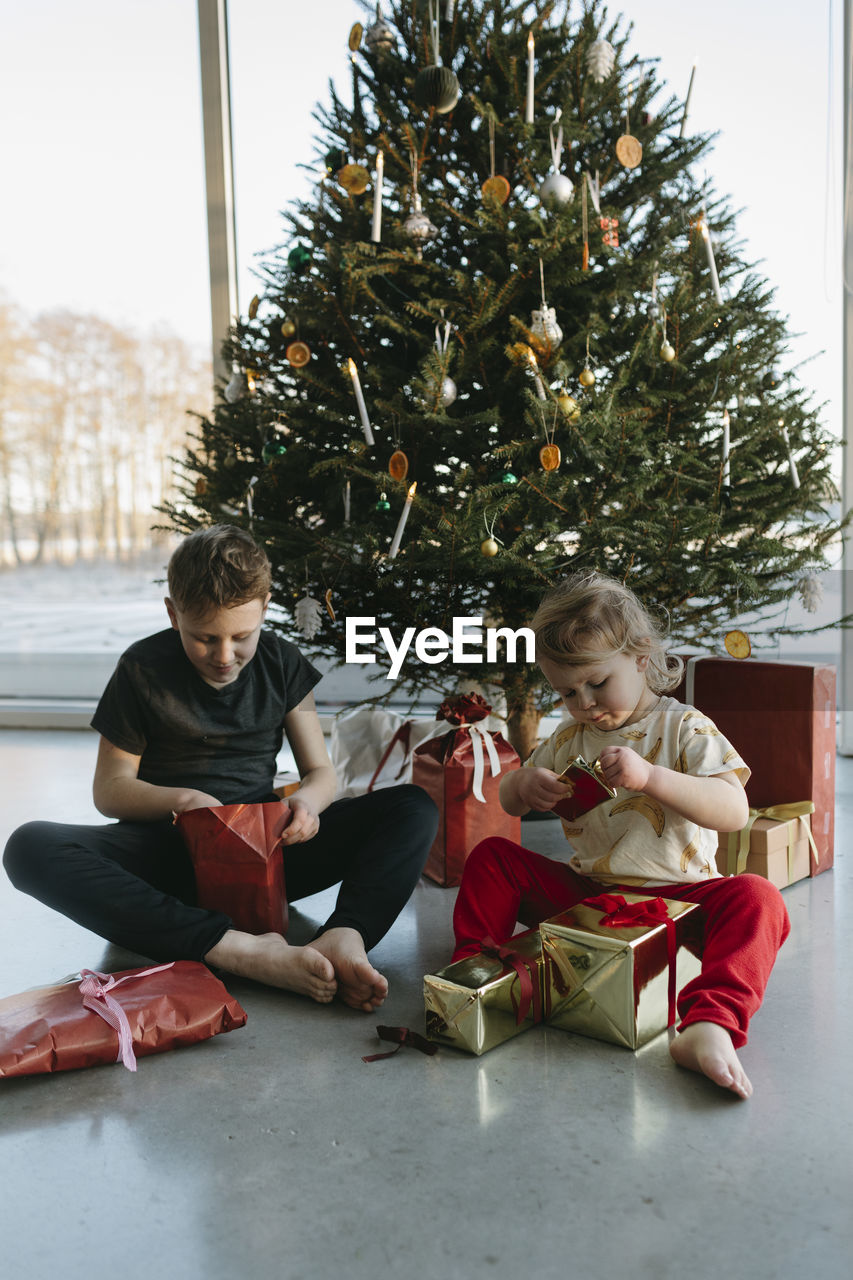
left=660, top=341, right=676, bottom=363
left=285, top=340, right=311, bottom=368
left=388, top=449, right=409, bottom=482
left=539, top=443, right=561, bottom=471
left=337, top=163, right=370, bottom=195
left=281, top=318, right=297, bottom=339
left=248, top=294, right=260, bottom=320
left=481, top=538, right=499, bottom=557
left=579, top=366, right=596, bottom=388
left=348, top=22, right=363, bottom=51
left=557, top=391, right=581, bottom=421
left=724, top=629, right=752, bottom=660
left=615, top=134, right=643, bottom=169
left=481, top=174, right=511, bottom=205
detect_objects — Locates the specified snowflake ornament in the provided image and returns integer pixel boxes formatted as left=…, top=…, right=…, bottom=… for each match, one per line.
left=796, top=574, right=823, bottom=614
left=586, top=39, right=616, bottom=83
left=295, top=594, right=324, bottom=639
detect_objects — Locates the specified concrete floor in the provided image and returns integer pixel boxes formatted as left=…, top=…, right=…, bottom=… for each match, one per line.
left=0, top=729, right=851, bottom=1280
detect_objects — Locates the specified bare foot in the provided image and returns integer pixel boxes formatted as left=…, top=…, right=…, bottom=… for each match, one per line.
left=205, top=930, right=337, bottom=1004
left=670, top=1021, right=753, bottom=1099
left=310, top=927, right=389, bottom=1012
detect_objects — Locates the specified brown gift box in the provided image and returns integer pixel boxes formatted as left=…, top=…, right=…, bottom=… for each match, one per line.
left=542, top=894, right=703, bottom=1050
left=424, top=929, right=544, bottom=1055
left=716, top=806, right=816, bottom=889
left=672, top=657, right=835, bottom=875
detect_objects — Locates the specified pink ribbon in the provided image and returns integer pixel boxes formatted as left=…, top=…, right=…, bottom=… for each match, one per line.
left=78, top=964, right=175, bottom=1072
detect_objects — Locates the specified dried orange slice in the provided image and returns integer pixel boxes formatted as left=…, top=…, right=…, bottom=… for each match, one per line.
left=481, top=175, right=511, bottom=205
left=539, top=443, right=561, bottom=471
left=724, top=629, right=751, bottom=660
left=388, top=449, right=409, bottom=481
left=337, top=163, right=370, bottom=195
left=615, top=134, right=642, bottom=169
left=286, top=341, right=311, bottom=368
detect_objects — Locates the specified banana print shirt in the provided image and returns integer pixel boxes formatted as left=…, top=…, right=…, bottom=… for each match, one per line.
left=524, top=695, right=750, bottom=887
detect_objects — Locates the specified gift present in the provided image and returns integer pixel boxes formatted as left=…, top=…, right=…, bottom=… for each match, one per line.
left=542, top=893, right=703, bottom=1050
left=717, top=802, right=817, bottom=889
left=673, top=656, right=835, bottom=875
left=551, top=756, right=617, bottom=821
left=329, top=704, right=447, bottom=800
left=424, top=928, right=544, bottom=1055
left=174, top=801, right=290, bottom=935
left=0, top=961, right=247, bottom=1078
left=413, top=693, right=521, bottom=886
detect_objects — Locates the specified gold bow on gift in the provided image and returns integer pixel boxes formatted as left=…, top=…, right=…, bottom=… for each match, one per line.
left=725, top=802, right=818, bottom=882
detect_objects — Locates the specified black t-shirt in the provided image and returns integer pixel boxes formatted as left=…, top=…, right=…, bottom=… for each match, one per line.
left=91, top=629, right=322, bottom=804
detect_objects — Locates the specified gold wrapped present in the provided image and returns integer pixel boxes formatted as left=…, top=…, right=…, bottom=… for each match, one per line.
left=542, top=893, right=703, bottom=1050
left=423, top=929, right=544, bottom=1056
left=717, top=803, right=818, bottom=888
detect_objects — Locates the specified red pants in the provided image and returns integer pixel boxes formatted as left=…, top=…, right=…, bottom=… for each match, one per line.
left=452, top=837, right=791, bottom=1048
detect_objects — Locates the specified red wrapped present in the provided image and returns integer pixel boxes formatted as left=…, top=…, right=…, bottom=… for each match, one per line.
left=672, top=657, right=835, bottom=875
left=175, top=801, right=290, bottom=934
left=412, top=693, right=521, bottom=886
left=0, top=961, right=247, bottom=1078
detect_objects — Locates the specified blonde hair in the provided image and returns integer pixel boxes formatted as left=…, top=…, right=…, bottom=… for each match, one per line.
left=532, top=571, right=683, bottom=693
left=167, top=525, right=271, bottom=616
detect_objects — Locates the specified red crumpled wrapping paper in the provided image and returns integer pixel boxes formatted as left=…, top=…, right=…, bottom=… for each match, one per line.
left=0, top=961, right=247, bottom=1078
left=175, top=801, right=290, bottom=934
left=413, top=696, right=520, bottom=886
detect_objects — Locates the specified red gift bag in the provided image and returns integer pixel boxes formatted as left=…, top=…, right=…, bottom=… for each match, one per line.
left=175, top=801, right=290, bottom=934
left=413, top=693, right=521, bottom=887
left=0, top=961, right=247, bottom=1078
left=672, top=657, right=836, bottom=875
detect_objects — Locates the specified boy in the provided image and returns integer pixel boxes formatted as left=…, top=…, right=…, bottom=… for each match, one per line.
left=3, top=525, right=438, bottom=1012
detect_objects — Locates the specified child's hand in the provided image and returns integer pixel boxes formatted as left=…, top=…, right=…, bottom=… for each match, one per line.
left=280, top=796, right=320, bottom=844
left=516, top=766, right=576, bottom=812
left=598, top=745, right=652, bottom=792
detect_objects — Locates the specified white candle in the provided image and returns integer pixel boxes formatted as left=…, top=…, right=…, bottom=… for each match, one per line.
left=780, top=422, right=800, bottom=489
left=343, top=479, right=351, bottom=524
left=371, top=149, right=384, bottom=243
left=347, top=358, right=374, bottom=445
left=445, top=0, right=456, bottom=17
left=722, top=410, right=731, bottom=486
left=388, top=481, right=417, bottom=558
left=680, top=60, right=697, bottom=138
left=527, top=349, right=546, bottom=400
left=699, top=217, right=723, bottom=305
left=526, top=32, right=535, bottom=124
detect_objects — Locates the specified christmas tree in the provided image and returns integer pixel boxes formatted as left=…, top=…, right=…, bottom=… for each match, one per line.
left=167, top=0, right=847, bottom=758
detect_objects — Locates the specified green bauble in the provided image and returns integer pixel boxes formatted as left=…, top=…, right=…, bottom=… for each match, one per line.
left=501, top=471, right=518, bottom=486
left=376, top=492, right=391, bottom=512
left=287, top=244, right=312, bottom=272
left=262, top=437, right=287, bottom=464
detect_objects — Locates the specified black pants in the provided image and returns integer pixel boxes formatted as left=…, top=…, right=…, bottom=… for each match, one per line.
left=3, top=785, right=438, bottom=962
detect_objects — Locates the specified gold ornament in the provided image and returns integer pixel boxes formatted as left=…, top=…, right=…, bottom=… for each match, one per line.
left=324, top=588, right=336, bottom=623
left=388, top=449, right=409, bottom=481
left=281, top=318, right=297, bottom=339
left=724, top=630, right=752, bottom=660
left=481, top=538, right=499, bottom=557
left=248, top=295, right=259, bottom=320
left=660, top=341, right=675, bottom=363
left=615, top=134, right=643, bottom=169
left=286, top=340, right=311, bottom=368
left=579, top=366, right=596, bottom=388
left=348, top=22, right=363, bottom=51
left=481, top=174, right=510, bottom=205
left=539, top=443, right=561, bottom=471
left=337, top=163, right=370, bottom=195
left=558, top=391, right=581, bottom=421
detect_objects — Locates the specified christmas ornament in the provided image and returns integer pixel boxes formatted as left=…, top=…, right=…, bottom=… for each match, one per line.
left=388, top=481, right=417, bottom=559
left=287, top=244, right=312, bottom=272
left=348, top=23, right=363, bottom=52
left=245, top=474, right=259, bottom=521
left=281, top=318, right=296, bottom=339
left=195, top=477, right=208, bottom=497
left=481, top=538, right=499, bottom=557
left=364, top=5, right=395, bottom=54
left=428, top=319, right=457, bottom=407
left=347, top=358, right=374, bottom=445
left=600, top=216, right=619, bottom=247
left=389, top=449, right=409, bottom=481
left=615, top=132, right=642, bottom=169
left=539, top=405, right=561, bottom=471
left=324, top=588, right=336, bottom=622
left=579, top=366, right=596, bottom=388
left=530, top=258, right=562, bottom=354
left=436, top=376, right=457, bottom=407
left=404, top=192, right=438, bottom=245
left=248, top=295, right=260, bottom=320
left=224, top=370, right=245, bottom=403
left=796, top=573, right=823, bottom=613
left=376, top=492, right=391, bottom=512
left=525, top=31, right=535, bottom=123
left=481, top=116, right=510, bottom=205
left=337, top=163, right=370, bottom=195
left=558, top=390, right=580, bottom=421
left=371, top=148, right=384, bottom=242
left=660, top=309, right=675, bottom=362
left=286, top=341, right=311, bottom=368
left=325, top=147, right=348, bottom=174
left=295, top=594, right=324, bottom=639
left=540, top=109, right=573, bottom=207
left=724, top=629, right=751, bottom=660
left=262, top=436, right=287, bottom=464
left=680, top=60, right=698, bottom=138
left=586, top=39, right=615, bottom=83
left=501, top=471, right=518, bottom=486
left=414, top=2, right=459, bottom=113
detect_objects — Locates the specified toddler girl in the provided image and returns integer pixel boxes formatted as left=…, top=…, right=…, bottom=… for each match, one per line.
left=452, top=571, right=790, bottom=1099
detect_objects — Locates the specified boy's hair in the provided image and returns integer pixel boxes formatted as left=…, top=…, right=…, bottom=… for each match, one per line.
left=532, top=571, right=683, bottom=693
left=167, top=525, right=272, bottom=615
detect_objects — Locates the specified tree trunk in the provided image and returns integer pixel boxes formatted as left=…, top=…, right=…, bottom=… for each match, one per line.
left=505, top=691, right=543, bottom=762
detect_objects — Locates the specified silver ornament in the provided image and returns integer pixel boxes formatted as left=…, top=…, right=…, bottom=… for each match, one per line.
left=796, top=573, right=823, bottom=614
left=539, top=172, right=574, bottom=207
left=586, top=39, right=616, bottom=83
left=224, top=371, right=245, bottom=403
left=404, top=191, right=437, bottom=245
left=530, top=305, right=563, bottom=350
left=438, top=375, right=457, bottom=407
left=365, top=5, right=395, bottom=54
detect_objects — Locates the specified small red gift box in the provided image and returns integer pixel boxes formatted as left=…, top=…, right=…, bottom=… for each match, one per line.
left=175, top=801, right=290, bottom=934
left=412, top=693, right=521, bottom=887
left=672, top=657, right=835, bottom=875
left=0, top=961, right=247, bottom=1078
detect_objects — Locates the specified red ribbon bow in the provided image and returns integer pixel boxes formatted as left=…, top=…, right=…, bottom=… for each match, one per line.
left=480, top=935, right=542, bottom=1027
left=583, top=894, right=678, bottom=1028
left=362, top=1025, right=438, bottom=1063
